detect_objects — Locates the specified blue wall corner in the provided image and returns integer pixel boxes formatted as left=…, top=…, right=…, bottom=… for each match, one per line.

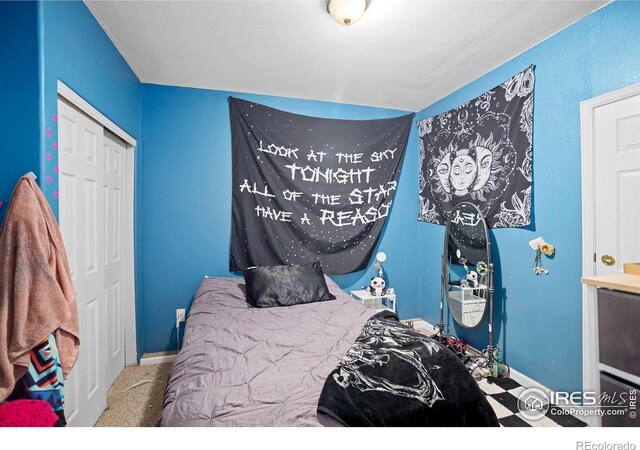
left=0, top=1, right=40, bottom=225
left=416, top=1, right=640, bottom=394
left=37, top=0, right=146, bottom=358
left=39, top=0, right=142, bottom=213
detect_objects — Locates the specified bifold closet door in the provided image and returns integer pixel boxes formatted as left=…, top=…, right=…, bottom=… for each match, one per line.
left=58, top=99, right=107, bottom=427
left=103, top=131, right=127, bottom=388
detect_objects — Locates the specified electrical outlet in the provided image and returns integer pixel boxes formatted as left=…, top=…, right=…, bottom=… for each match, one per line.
left=176, top=308, right=186, bottom=324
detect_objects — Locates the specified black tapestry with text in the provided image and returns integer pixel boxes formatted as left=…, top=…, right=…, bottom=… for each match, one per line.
left=229, top=98, right=413, bottom=274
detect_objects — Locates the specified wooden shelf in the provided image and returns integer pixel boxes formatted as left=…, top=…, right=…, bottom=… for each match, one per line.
left=581, top=273, right=640, bottom=295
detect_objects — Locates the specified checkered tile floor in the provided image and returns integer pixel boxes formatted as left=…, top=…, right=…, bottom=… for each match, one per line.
left=477, top=377, right=587, bottom=427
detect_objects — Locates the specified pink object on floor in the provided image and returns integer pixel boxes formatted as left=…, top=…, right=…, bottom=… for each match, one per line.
left=0, top=399, right=58, bottom=427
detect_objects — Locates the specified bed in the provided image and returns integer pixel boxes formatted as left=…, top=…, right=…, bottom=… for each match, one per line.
left=157, top=276, right=498, bottom=427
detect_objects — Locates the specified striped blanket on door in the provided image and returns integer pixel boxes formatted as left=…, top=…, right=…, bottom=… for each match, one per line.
left=14, top=335, right=65, bottom=413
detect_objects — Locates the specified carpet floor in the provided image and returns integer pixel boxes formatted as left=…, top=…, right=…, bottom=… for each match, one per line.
left=94, top=362, right=172, bottom=427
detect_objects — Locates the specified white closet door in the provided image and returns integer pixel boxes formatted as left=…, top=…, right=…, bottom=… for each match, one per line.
left=58, top=99, right=107, bottom=427
left=103, top=131, right=127, bottom=388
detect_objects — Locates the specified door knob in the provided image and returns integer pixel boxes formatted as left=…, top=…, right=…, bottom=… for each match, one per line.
left=601, top=254, right=616, bottom=266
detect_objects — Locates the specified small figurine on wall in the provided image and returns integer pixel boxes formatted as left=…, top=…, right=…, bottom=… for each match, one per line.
left=529, top=237, right=555, bottom=276
left=540, top=243, right=555, bottom=257
left=369, top=276, right=387, bottom=297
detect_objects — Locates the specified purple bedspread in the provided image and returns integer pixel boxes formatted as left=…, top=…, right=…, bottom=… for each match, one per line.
left=157, top=276, right=375, bottom=426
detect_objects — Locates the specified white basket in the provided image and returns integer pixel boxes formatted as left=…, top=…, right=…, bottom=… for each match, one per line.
left=448, top=289, right=486, bottom=326
left=361, top=297, right=384, bottom=310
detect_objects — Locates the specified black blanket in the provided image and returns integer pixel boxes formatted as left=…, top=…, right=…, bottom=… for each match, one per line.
left=317, top=311, right=499, bottom=427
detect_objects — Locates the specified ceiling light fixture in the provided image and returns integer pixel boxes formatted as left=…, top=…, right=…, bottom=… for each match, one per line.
left=327, top=0, right=370, bottom=26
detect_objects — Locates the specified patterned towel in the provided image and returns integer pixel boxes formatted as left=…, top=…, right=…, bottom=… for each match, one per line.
left=9, top=335, right=65, bottom=415
left=22, top=335, right=65, bottom=412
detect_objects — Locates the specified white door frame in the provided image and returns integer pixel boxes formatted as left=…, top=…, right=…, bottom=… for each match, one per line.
left=580, top=81, right=640, bottom=427
left=57, top=80, right=138, bottom=366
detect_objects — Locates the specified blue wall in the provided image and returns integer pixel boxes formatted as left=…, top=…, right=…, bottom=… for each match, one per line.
left=37, top=1, right=145, bottom=355
left=417, top=1, right=640, bottom=394
left=140, top=85, right=421, bottom=353
left=0, top=1, right=40, bottom=225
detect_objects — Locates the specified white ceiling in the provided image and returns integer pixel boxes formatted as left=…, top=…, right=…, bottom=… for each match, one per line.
left=86, top=0, right=607, bottom=112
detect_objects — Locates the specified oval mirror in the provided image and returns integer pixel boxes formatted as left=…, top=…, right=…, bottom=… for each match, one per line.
left=443, top=202, right=490, bottom=329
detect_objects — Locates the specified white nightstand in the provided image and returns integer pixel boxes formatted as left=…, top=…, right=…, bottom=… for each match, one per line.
left=350, top=289, right=397, bottom=313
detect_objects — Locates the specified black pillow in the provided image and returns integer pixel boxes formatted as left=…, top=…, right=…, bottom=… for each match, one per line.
left=243, top=262, right=336, bottom=308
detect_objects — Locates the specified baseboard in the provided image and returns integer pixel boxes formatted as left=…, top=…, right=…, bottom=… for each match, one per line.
left=508, top=366, right=549, bottom=393
left=508, top=367, right=586, bottom=417
left=415, top=319, right=589, bottom=425
left=139, top=352, right=178, bottom=366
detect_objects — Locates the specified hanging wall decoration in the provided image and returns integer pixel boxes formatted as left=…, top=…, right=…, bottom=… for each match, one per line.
left=417, top=66, right=534, bottom=228
left=229, top=98, right=413, bottom=274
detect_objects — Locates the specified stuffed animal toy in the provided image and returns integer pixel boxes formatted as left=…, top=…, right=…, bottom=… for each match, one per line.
left=369, top=276, right=387, bottom=297
left=465, top=271, right=479, bottom=289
